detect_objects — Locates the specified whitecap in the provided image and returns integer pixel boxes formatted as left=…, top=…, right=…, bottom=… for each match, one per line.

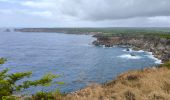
left=136, top=50, right=145, bottom=53
left=145, top=54, right=162, bottom=64
left=118, top=54, right=142, bottom=59
left=146, top=52, right=153, bottom=55
left=123, top=48, right=145, bottom=53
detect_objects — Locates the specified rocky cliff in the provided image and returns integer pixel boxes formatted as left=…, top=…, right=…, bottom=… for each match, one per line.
left=93, top=35, right=170, bottom=62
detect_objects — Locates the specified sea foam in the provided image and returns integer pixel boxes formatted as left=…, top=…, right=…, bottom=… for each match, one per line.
left=118, top=54, right=142, bottom=59
left=123, top=48, right=144, bottom=53
left=145, top=52, right=162, bottom=64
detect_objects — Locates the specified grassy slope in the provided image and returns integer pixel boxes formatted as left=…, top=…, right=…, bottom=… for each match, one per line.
left=63, top=64, right=170, bottom=100
left=12, top=27, right=170, bottom=99
left=18, top=62, right=170, bottom=100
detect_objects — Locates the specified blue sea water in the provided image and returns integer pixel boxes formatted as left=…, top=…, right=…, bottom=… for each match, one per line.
left=0, top=32, right=160, bottom=94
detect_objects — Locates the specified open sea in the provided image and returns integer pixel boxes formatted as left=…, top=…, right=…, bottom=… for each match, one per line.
left=0, top=32, right=160, bottom=94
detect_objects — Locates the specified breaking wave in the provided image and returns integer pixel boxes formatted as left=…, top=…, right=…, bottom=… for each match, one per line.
left=123, top=48, right=145, bottom=53
left=118, top=54, right=142, bottom=59
left=145, top=52, right=162, bottom=64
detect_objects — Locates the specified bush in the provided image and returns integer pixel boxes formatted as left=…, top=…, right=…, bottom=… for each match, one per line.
left=0, top=58, right=7, bottom=65
left=31, top=89, right=64, bottom=100
left=0, top=58, right=63, bottom=100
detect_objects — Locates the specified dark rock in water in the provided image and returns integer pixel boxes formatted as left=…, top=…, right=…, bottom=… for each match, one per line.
left=126, top=48, right=130, bottom=51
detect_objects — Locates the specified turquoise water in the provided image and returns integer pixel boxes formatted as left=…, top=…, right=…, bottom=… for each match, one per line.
left=0, top=32, right=159, bottom=94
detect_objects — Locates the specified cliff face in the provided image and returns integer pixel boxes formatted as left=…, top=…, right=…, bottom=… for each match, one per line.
left=93, top=35, right=170, bottom=62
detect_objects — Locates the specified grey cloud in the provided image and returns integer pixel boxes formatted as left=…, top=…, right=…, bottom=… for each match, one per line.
left=1, top=0, right=170, bottom=27
left=57, top=0, right=170, bottom=21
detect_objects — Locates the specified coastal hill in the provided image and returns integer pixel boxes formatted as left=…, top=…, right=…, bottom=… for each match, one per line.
left=64, top=66, right=170, bottom=100
left=15, top=27, right=170, bottom=35
left=62, top=29, right=170, bottom=100
left=93, top=33, right=170, bottom=62
left=14, top=28, right=170, bottom=100
left=15, top=27, right=170, bottom=62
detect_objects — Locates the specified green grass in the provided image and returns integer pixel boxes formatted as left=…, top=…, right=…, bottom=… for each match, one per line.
left=94, top=31, right=170, bottom=39
left=159, top=34, right=170, bottom=39
left=160, top=61, right=170, bottom=68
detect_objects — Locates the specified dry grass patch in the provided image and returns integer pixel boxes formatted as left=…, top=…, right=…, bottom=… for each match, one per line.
left=62, top=67, right=170, bottom=100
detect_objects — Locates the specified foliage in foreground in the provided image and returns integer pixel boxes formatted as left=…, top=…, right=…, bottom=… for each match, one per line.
left=0, top=58, right=63, bottom=100
left=31, top=90, right=64, bottom=100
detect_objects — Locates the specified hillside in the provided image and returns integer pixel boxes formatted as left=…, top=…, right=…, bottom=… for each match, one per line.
left=63, top=65, right=170, bottom=100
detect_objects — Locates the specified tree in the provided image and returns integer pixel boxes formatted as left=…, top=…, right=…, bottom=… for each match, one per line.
left=0, top=58, right=63, bottom=100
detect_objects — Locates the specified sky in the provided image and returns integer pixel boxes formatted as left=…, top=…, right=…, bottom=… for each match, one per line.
left=0, top=0, right=170, bottom=27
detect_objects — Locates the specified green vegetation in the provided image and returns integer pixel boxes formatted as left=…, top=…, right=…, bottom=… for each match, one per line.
left=159, top=34, right=170, bottom=39
left=94, top=31, right=170, bottom=39
left=17, top=27, right=170, bottom=39
left=59, top=27, right=170, bottom=39
left=32, top=90, right=64, bottom=100
left=160, top=61, right=170, bottom=68
left=0, top=58, right=7, bottom=65
left=0, top=58, right=63, bottom=100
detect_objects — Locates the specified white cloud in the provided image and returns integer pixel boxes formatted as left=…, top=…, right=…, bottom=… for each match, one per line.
left=148, top=16, right=170, bottom=22
left=1, top=0, right=170, bottom=27
left=21, top=1, right=55, bottom=9
left=0, top=0, right=10, bottom=2
left=28, top=11, right=53, bottom=18
left=0, top=9, right=13, bottom=14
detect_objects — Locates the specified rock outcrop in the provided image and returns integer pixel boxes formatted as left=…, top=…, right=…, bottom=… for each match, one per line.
left=93, top=35, right=170, bottom=62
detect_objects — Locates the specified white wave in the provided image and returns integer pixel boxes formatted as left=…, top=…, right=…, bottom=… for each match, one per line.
left=146, top=52, right=153, bottom=55
left=118, top=54, right=142, bottom=59
left=136, top=50, right=145, bottom=53
left=155, top=60, right=162, bottom=64
left=122, top=48, right=162, bottom=64
left=123, top=48, right=145, bottom=53
left=145, top=54, right=162, bottom=64
left=102, top=45, right=114, bottom=48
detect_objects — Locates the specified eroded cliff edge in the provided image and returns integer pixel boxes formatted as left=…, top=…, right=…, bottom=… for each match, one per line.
left=93, top=34, right=170, bottom=62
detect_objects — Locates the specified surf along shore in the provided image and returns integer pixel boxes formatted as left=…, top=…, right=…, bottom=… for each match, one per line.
left=62, top=33, right=170, bottom=100
left=15, top=28, right=170, bottom=100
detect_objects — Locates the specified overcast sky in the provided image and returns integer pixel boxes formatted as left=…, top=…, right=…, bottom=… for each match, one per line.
left=0, top=0, right=170, bottom=27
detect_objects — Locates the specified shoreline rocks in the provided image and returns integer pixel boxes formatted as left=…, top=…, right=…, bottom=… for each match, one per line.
left=93, top=35, right=170, bottom=62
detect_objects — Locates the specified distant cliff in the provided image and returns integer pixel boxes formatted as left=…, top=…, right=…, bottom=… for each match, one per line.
left=93, top=34, right=170, bottom=62
left=14, top=28, right=100, bottom=35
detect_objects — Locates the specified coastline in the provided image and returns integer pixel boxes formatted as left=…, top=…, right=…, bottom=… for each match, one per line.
left=92, top=34, right=170, bottom=62
left=62, top=34, right=170, bottom=100
left=63, top=39, right=170, bottom=100
left=63, top=67, right=170, bottom=100
left=10, top=30, right=170, bottom=99
left=14, top=27, right=170, bottom=63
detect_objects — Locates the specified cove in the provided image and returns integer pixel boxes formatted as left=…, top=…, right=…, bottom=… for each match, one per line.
left=0, top=32, right=160, bottom=94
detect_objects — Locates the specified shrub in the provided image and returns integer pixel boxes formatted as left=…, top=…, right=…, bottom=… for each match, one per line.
left=0, top=58, right=7, bottom=65
left=32, top=90, right=63, bottom=100
left=0, top=58, right=63, bottom=100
